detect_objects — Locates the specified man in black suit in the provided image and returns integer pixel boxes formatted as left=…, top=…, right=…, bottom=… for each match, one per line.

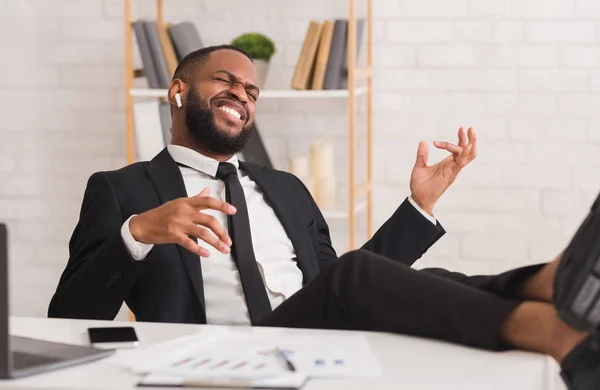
left=49, top=45, right=598, bottom=389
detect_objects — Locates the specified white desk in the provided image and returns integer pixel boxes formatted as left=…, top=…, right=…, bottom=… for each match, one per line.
left=0, top=317, right=564, bottom=390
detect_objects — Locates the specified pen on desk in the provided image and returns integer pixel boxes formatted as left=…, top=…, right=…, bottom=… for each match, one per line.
left=183, top=379, right=253, bottom=388
left=138, top=378, right=254, bottom=388
left=275, top=348, right=296, bottom=372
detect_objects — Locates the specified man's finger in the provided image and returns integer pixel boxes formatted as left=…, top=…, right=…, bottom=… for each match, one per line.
left=457, top=127, right=466, bottom=148
left=190, top=212, right=232, bottom=247
left=433, top=141, right=462, bottom=155
left=195, top=187, right=210, bottom=197
left=467, top=127, right=477, bottom=157
left=189, top=196, right=236, bottom=215
left=457, top=143, right=473, bottom=167
left=177, top=233, right=210, bottom=258
left=414, top=141, right=429, bottom=168
left=188, top=223, right=231, bottom=255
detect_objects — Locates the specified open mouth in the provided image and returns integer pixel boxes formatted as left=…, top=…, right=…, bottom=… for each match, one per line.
left=215, top=100, right=246, bottom=123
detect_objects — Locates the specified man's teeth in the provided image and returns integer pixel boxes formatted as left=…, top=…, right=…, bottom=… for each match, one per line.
left=218, top=106, right=241, bottom=119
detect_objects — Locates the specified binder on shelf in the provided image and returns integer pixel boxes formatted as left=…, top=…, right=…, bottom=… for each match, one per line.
left=292, top=18, right=365, bottom=91
left=143, top=21, right=172, bottom=88
left=291, top=21, right=324, bottom=90
left=339, top=18, right=366, bottom=89
left=132, top=20, right=160, bottom=89
left=168, top=22, right=205, bottom=61
left=311, top=20, right=335, bottom=90
left=322, top=20, right=348, bottom=90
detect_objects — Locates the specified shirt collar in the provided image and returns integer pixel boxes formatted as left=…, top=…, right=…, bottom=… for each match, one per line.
left=166, top=145, right=239, bottom=177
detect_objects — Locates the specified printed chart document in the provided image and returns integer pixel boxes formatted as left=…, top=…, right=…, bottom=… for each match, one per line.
left=122, top=330, right=382, bottom=388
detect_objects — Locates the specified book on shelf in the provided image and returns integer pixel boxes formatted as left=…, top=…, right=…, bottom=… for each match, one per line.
left=311, top=20, right=335, bottom=90
left=339, top=18, right=366, bottom=90
left=292, top=18, right=365, bottom=91
left=144, top=20, right=172, bottom=88
left=321, top=19, right=348, bottom=90
left=291, top=21, right=324, bottom=90
left=132, top=20, right=205, bottom=88
left=132, top=21, right=160, bottom=88
left=168, top=21, right=205, bottom=61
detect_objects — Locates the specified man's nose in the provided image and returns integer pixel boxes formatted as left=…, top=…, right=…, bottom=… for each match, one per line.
left=228, top=82, right=248, bottom=103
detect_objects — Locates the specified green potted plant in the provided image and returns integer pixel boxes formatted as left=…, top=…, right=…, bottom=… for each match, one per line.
left=231, top=32, right=276, bottom=90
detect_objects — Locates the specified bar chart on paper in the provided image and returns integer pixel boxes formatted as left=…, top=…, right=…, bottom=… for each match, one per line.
left=129, top=332, right=382, bottom=380
left=149, top=338, right=293, bottom=379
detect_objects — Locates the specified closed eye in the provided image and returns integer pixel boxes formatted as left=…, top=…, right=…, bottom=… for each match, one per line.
left=213, top=75, right=258, bottom=101
left=247, top=91, right=258, bottom=101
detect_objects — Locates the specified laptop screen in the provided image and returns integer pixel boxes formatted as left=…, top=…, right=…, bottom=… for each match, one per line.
left=0, top=224, right=9, bottom=375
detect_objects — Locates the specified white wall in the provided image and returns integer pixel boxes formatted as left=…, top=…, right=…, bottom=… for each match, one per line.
left=0, top=0, right=599, bottom=318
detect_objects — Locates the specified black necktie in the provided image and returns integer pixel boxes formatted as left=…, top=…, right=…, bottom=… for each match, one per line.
left=215, top=162, right=272, bottom=325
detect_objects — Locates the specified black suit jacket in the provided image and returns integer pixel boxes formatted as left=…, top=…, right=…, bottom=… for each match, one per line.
left=48, top=148, right=445, bottom=323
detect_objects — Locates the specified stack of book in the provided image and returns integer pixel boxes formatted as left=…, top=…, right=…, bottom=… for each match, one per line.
left=132, top=20, right=204, bottom=89
left=291, top=19, right=365, bottom=91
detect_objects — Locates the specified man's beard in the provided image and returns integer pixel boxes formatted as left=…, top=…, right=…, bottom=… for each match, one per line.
left=184, top=88, right=253, bottom=155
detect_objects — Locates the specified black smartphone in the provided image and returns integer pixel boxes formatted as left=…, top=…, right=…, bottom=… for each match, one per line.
left=87, top=326, right=139, bottom=349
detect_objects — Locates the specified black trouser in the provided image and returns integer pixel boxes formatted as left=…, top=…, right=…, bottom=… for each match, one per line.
left=260, top=249, right=545, bottom=351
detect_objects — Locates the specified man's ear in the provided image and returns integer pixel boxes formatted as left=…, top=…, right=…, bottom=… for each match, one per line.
left=168, top=79, right=186, bottom=109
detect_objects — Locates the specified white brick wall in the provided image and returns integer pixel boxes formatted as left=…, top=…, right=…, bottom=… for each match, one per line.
left=526, top=22, right=598, bottom=43
left=0, top=1, right=598, bottom=330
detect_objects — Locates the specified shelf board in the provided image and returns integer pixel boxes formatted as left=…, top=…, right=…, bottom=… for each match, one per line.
left=321, top=200, right=367, bottom=220
left=129, top=87, right=367, bottom=99
left=261, top=87, right=367, bottom=99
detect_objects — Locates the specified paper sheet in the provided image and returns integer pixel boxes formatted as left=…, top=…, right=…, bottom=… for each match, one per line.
left=128, top=331, right=382, bottom=380
left=110, top=328, right=231, bottom=373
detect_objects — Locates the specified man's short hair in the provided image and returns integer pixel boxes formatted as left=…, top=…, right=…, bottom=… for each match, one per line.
left=172, top=45, right=253, bottom=83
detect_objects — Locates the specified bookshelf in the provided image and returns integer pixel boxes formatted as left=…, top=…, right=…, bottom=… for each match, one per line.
left=130, top=86, right=368, bottom=99
left=123, top=0, right=373, bottom=249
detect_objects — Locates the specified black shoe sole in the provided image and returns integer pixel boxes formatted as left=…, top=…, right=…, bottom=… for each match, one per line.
left=554, top=205, right=600, bottom=332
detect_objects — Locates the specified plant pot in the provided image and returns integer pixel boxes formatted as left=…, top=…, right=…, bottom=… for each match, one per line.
left=253, top=59, right=269, bottom=90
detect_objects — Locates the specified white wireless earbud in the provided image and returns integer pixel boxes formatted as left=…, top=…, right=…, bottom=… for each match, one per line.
left=175, top=93, right=182, bottom=108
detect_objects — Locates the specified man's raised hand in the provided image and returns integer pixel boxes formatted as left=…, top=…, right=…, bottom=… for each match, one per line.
left=129, top=188, right=236, bottom=257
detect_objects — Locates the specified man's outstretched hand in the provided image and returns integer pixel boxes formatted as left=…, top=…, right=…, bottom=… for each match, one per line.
left=410, top=127, right=477, bottom=216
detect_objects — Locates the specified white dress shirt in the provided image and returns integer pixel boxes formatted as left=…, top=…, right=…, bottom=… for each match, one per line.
left=120, top=145, right=436, bottom=325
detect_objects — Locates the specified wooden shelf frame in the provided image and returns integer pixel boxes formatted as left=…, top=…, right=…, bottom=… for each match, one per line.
left=124, top=0, right=373, bottom=248
left=347, top=0, right=373, bottom=248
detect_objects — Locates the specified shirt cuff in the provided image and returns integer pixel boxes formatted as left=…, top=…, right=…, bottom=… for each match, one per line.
left=407, top=196, right=437, bottom=225
left=121, top=215, right=154, bottom=261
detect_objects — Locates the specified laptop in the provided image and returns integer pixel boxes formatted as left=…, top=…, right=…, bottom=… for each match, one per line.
left=0, top=223, right=114, bottom=379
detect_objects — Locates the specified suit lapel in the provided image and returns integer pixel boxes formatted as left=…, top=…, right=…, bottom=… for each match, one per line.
left=147, top=148, right=206, bottom=315
left=240, top=162, right=319, bottom=282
